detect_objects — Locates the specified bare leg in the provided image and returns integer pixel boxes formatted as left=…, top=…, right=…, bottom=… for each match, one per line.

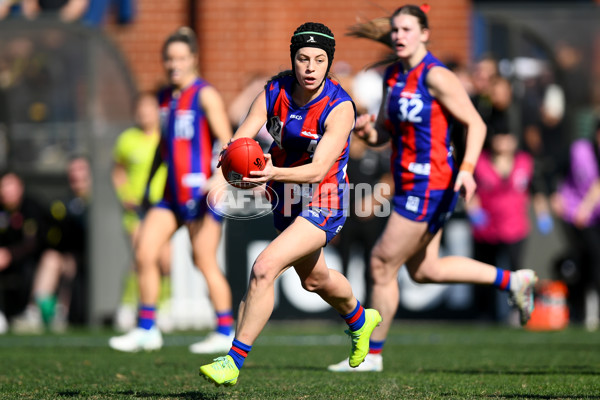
left=188, top=214, right=231, bottom=313
left=369, top=213, right=430, bottom=342
left=135, top=208, right=178, bottom=305
left=370, top=212, right=500, bottom=343
left=293, top=245, right=356, bottom=315
left=406, top=233, right=498, bottom=285
left=158, top=240, right=172, bottom=276
left=235, top=218, right=346, bottom=345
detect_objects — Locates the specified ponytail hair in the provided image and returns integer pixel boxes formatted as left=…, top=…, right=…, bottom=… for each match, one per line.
left=347, top=16, right=393, bottom=50
left=346, top=4, right=430, bottom=68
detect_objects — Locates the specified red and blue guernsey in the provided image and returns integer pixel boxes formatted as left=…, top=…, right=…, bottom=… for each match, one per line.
left=264, top=74, right=355, bottom=216
left=157, top=78, right=215, bottom=221
left=384, top=52, right=458, bottom=231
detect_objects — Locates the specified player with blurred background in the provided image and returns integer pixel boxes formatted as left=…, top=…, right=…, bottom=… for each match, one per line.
left=109, top=27, right=234, bottom=354
left=328, top=4, right=538, bottom=372
left=199, top=22, right=381, bottom=387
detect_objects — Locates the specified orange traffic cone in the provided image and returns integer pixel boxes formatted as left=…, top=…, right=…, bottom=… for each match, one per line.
left=526, top=280, right=569, bottom=331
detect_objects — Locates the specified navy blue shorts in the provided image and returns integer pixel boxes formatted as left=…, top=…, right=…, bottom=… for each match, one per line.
left=273, top=207, right=346, bottom=245
left=392, top=187, right=458, bottom=234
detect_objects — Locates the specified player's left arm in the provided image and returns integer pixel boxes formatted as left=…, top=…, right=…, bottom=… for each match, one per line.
left=200, top=86, right=233, bottom=145
left=427, top=66, right=486, bottom=203
left=247, top=101, right=355, bottom=184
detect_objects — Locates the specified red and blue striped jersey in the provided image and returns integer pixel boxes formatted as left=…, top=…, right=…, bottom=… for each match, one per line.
left=265, top=75, right=355, bottom=212
left=158, top=78, right=215, bottom=206
left=383, top=52, right=455, bottom=195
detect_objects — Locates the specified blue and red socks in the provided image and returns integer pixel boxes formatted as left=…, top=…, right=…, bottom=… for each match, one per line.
left=216, top=310, right=234, bottom=336
left=341, top=300, right=366, bottom=332
left=369, top=339, right=385, bottom=355
left=493, top=268, right=511, bottom=291
left=227, top=338, right=252, bottom=369
left=138, top=305, right=156, bottom=330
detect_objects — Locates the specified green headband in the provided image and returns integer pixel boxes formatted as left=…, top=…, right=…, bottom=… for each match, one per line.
left=293, top=31, right=335, bottom=40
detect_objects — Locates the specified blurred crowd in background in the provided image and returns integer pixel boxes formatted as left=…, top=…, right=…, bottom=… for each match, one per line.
left=0, top=0, right=599, bottom=335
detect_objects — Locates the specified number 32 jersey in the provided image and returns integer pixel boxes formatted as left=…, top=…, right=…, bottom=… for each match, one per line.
left=264, top=75, right=355, bottom=213
left=383, top=52, right=456, bottom=196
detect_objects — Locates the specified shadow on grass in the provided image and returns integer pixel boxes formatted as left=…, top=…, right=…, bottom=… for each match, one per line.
left=245, top=363, right=326, bottom=373
left=424, top=364, right=600, bottom=376
left=441, top=394, right=600, bottom=399
left=57, top=390, right=227, bottom=399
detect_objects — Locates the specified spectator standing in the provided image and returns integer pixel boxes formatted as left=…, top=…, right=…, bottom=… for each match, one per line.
left=551, top=120, right=600, bottom=330
left=467, top=125, right=534, bottom=323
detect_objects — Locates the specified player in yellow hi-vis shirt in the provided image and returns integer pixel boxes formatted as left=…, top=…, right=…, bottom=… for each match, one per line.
left=112, top=92, right=171, bottom=332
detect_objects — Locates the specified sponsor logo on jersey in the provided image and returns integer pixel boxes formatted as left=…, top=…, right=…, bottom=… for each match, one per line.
left=400, top=91, right=421, bottom=99
left=182, top=173, right=207, bottom=188
left=300, top=130, right=319, bottom=140
left=289, top=114, right=303, bottom=120
left=408, top=162, right=431, bottom=176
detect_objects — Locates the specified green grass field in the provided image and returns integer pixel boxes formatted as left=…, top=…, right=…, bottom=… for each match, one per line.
left=0, top=322, right=599, bottom=399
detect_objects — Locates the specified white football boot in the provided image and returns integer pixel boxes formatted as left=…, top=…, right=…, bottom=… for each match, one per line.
left=189, top=331, right=234, bottom=354
left=508, top=269, right=538, bottom=326
left=109, top=326, right=163, bottom=352
left=327, top=353, right=383, bottom=372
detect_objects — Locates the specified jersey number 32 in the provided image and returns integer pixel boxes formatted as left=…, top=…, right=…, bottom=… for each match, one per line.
left=397, top=97, right=423, bottom=123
